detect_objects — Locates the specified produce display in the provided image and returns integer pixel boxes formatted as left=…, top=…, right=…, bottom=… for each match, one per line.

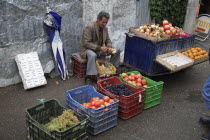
left=183, top=47, right=208, bottom=59
left=45, top=109, right=80, bottom=131
left=105, top=83, right=134, bottom=96
left=121, top=72, right=148, bottom=88
left=82, top=96, right=114, bottom=110
left=135, top=20, right=181, bottom=37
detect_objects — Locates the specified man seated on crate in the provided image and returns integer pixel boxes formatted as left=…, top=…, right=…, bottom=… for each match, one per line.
left=80, top=11, right=120, bottom=84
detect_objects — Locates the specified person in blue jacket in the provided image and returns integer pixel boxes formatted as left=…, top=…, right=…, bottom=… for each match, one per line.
left=200, top=54, right=210, bottom=140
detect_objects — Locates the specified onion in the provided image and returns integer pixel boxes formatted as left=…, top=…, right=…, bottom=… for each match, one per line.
left=140, top=29, right=144, bottom=33
left=151, top=24, right=156, bottom=28
left=139, top=26, right=144, bottom=30
left=159, top=27, right=164, bottom=32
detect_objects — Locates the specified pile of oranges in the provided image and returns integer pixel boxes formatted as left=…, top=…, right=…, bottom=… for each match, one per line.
left=183, top=47, right=208, bottom=59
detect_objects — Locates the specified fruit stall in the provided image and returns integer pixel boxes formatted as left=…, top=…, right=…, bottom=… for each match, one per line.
left=25, top=69, right=164, bottom=139
left=124, top=20, right=209, bottom=76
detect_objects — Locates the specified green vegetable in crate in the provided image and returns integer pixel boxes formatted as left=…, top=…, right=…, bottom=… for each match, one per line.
left=45, top=109, right=80, bottom=131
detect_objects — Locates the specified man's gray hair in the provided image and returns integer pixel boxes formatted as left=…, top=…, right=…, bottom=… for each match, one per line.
left=97, top=11, right=110, bottom=20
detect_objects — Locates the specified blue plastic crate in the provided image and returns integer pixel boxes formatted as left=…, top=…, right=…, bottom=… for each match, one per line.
left=88, top=117, right=118, bottom=135
left=89, top=113, right=118, bottom=128
left=66, top=85, right=119, bottom=135
left=124, top=34, right=195, bottom=75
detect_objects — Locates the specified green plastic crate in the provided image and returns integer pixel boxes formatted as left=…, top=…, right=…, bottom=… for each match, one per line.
left=143, top=97, right=161, bottom=109
left=119, top=71, right=164, bottom=109
left=26, top=99, right=89, bottom=140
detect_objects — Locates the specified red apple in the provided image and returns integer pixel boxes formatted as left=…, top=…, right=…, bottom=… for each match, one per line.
left=172, top=29, right=177, bottom=35
left=164, top=25, right=170, bottom=30
left=168, top=23, right=172, bottom=27
left=165, top=30, right=171, bottom=35
left=163, top=20, right=169, bottom=25
left=170, top=27, right=175, bottom=30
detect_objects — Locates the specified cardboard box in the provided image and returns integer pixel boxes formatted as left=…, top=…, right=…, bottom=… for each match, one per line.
left=156, top=51, right=194, bottom=72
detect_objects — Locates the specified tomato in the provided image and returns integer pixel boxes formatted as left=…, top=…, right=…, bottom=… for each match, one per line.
left=136, top=82, right=142, bottom=87
left=130, top=73, right=135, bottom=77
left=104, top=108, right=109, bottom=111
left=99, top=99, right=104, bottom=105
left=91, top=97, right=99, bottom=101
left=128, top=81, right=132, bottom=84
left=135, top=75, right=139, bottom=79
left=91, top=101, right=96, bottom=106
left=141, top=79, right=147, bottom=85
left=122, top=73, right=128, bottom=77
left=130, top=76, right=135, bottom=81
left=136, top=74, right=142, bottom=79
left=104, top=102, right=110, bottom=106
left=128, top=76, right=133, bottom=80
left=124, top=77, right=129, bottom=81
left=82, top=103, right=87, bottom=106
left=91, top=106, right=96, bottom=109
left=109, top=99, right=114, bottom=104
left=94, top=101, right=101, bottom=107
left=137, top=78, right=142, bottom=82
left=100, top=104, right=105, bottom=108
left=103, top=96, right=110, bottom=102
left=86, top=103, right=91, bottom=108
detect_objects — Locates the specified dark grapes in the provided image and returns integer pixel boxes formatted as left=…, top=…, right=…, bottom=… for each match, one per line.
left=105, top=83, right=134, bottom=96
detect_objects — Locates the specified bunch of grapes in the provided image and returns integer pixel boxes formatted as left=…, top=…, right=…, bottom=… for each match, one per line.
left=45, top=109, right=80, bottom=131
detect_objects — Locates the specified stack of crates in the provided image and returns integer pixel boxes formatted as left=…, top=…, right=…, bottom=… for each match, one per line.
left=119, top=71, right=164, bottom=109
left=66, top=85, right=119, bottom=135
left=26, top=99, right=89, bottom=140
left=97, top=77, right=145, bottom=120
left=72, top=55, right=87, bottom=78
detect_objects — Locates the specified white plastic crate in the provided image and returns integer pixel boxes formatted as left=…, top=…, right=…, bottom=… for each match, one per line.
left=15, top=52, right=47, bottom=90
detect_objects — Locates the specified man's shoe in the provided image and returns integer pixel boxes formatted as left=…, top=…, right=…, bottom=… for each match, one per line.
left=202, top=133, right=210, bottom=140
left=200, top=116, right=210, bottom=126
left=85, top=77, right=93, bottom=85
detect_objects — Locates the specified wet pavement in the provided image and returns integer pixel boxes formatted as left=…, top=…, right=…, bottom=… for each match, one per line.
left=0, top=38, right=210, bottom=140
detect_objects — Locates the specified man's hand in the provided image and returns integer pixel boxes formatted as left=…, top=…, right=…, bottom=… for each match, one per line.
left=107, top=48, right=113, bottom=54
left=101, top=46, right=108, bottom=52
